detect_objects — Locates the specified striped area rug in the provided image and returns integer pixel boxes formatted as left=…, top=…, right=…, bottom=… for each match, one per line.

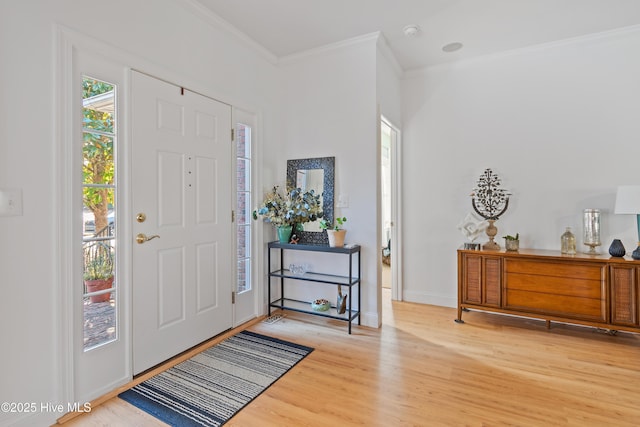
left=119, top=331, right=313, bottom=426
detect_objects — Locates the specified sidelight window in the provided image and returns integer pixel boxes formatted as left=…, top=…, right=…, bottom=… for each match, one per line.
left=236, top=123, right=252, bottom=294
left=82, top=76, right=117, bottom=350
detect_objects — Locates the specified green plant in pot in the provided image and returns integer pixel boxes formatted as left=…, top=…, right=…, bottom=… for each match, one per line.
left=319, top=216, right=347, bottom=248
left=503, top=233, right=519, bottom=251
left=84, top=254, right=114, bottom=303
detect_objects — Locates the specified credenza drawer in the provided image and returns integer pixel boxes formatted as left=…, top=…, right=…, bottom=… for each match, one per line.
left=505, top=272, right=604, bottom=299
left=505, top=259, right=603, bottom=281
left=504, top=289, right=606, bottom=321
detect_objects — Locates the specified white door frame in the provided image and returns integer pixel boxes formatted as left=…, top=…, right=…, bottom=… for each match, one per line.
left=232, top=108, right=262, bottom=326
left=55, top=30, right=132, bottom=404
left=380, top=115, right=403, bottom=301
left=55, top=26, right=263, bottom=407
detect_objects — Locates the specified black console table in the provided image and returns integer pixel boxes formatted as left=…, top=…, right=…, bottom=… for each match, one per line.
left=267, top=241, right=361, bottom=334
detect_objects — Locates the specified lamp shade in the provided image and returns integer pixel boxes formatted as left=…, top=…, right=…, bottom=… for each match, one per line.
left=614, top=185, right=640, bottom=214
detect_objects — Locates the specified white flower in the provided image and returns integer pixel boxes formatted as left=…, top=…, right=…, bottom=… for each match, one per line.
left=457, top=213, right=489, bottom=242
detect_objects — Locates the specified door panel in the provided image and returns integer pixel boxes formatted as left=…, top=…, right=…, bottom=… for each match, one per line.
left=196, top=243, right=218, bottom=312
left=158, top=247, right=185, bottom=327
left=196, top=156, right=217, bottom=223
left=132, top=71, right=232, bottom=374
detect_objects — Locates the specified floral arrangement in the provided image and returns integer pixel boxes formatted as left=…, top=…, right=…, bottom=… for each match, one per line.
left=253, top=186, right=323, bottom=227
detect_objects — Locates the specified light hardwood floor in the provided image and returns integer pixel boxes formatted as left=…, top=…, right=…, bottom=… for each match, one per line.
left=61, top=290, right=640, bottom=426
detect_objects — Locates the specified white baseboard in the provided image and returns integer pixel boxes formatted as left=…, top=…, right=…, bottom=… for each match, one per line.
left=402, top=291, right=457, bottom=308
left=360, top=311, right=381, bottom=328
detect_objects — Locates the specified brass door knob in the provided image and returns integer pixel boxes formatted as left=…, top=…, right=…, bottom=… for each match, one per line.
left=136, top=233, right=160, bottom=244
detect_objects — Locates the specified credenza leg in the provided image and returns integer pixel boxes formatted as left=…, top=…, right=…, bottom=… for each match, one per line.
left=455, top=306, right=465, bottom=323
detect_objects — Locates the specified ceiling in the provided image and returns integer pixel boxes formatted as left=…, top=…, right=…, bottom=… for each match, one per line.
left=192, top=0, right=640, bottom=71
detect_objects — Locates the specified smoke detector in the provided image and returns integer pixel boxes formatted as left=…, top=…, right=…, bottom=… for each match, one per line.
left=403, top=24, right=421, bottom=37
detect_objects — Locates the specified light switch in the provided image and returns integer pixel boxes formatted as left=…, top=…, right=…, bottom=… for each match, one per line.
left=0, top=188, right=23, bottom=216
left=337, top=194, right=349, bottom=208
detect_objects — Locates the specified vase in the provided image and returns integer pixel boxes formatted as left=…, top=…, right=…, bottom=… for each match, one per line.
left=582, top=209, right=601, bottom=254
left=327, top=229, right=346, bottom=247
left=483, top=219, right=500, bottom=251
left=561, top=227, right=576, bottom=255
left=632, top=246, right=640, bottom=260
left=608, top=239, right=626, bottom=257
left=276, top=225, right=293, bottom=244
left=337, top=288, right=348, bottom=315
left=504, top=239, right=519, bottom=251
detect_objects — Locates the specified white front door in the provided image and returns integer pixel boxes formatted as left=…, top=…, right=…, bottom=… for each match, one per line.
left=131, top=71, right=233, bottom=374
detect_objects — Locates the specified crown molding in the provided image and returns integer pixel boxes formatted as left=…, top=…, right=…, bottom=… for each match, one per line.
left=405, top=23, right=640, bottom=79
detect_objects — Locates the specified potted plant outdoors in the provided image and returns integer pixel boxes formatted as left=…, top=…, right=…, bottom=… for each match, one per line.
left=83, top=253, right=114, bottom=303
left=503, top=233, right=520, bottom=251
left=319, top=216, right=347, bottom=248
left=253, top=186, right=323, bottom=243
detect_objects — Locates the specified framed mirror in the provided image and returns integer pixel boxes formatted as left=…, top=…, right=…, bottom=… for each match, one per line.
left=287, top=156, right=335, bottom=245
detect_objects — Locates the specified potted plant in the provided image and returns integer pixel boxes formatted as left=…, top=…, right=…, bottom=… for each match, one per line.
left=319, top=216, right=347, bottom=248
left=83, top=253, right=114, bottom=303
left=253, top=186, right=323, bottom=243
left=503, top=233, right=519, bottom=251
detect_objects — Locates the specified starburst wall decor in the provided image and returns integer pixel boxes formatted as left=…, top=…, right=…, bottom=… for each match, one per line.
left=470, top=169, right=510, bottom=250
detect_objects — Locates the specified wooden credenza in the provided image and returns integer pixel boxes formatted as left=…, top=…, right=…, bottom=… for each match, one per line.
left=457, top=248, right=640, bottom=333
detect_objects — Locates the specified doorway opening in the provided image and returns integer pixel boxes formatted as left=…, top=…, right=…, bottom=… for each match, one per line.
left=380, top=117, right=401, bottom=301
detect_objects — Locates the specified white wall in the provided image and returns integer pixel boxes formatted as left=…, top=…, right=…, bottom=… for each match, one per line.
left=0, top=1, right=278, bottom=425
left=276, top=37, right=380, bottom=326
left=401, top=28, right=640, bottom=307
left=376, top=38, right=404, bottom=128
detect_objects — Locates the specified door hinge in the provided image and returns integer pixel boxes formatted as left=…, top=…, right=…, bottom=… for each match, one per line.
left=232, top=210, right=235, bottom=223
left=232, top=291, right=236, bottom=304
left=231, top=128, right=235, bottom=141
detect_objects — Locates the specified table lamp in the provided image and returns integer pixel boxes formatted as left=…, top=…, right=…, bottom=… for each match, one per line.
left=614, top=185, right=640, bottom=260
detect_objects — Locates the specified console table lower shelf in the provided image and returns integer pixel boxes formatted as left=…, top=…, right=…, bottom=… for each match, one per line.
left=269, top=298, right=360, bottom=326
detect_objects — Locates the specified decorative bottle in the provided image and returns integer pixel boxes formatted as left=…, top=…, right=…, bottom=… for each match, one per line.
left=608, top=239, right=626, bottom=258
left=561, top=227, right=576, bottom=255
